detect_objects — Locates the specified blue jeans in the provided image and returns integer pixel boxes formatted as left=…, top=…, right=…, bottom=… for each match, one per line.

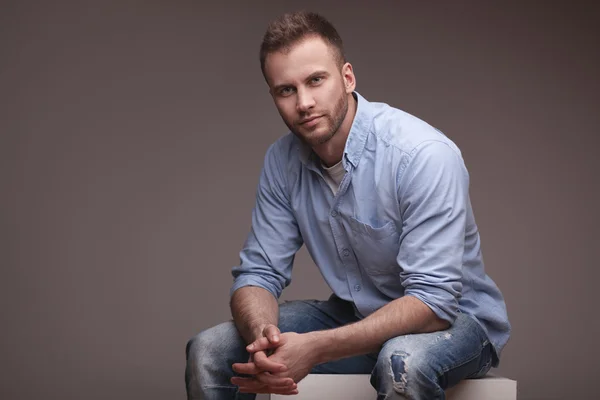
left=185, top=295, right=493, bottom=400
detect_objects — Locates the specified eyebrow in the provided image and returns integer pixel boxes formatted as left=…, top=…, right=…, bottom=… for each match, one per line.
left=272, top=70, right=331, bottom=92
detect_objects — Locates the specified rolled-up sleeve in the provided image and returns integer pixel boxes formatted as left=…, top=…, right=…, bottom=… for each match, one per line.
left=396, top=140, right=468, bottom=324
left=230, top=141, right=303, bottom=299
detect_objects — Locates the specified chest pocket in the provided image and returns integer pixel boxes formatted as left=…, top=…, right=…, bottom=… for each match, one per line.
left=346, top=216, right=401, bottom=275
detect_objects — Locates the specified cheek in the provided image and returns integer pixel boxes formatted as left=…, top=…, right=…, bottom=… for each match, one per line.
left=324, top=81, right=343, bottom=104
left=276, top=100, right=296, bottom=120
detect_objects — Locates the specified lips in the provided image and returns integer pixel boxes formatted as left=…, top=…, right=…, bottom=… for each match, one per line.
left=299, top=115, right=323, bottom=125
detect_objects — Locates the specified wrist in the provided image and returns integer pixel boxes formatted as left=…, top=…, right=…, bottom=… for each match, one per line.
left=306, top=330, right=336, bottom=364
left=250, top=324, right=268, bottom=342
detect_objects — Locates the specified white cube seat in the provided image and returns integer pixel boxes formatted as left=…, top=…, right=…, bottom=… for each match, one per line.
left=270, top=373, right=516, bottom=399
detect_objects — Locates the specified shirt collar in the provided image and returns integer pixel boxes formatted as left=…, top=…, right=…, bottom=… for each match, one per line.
left=298, top=91, right=372, bottom=170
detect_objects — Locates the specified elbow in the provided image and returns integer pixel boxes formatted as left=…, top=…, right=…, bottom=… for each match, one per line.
left=425, top=315, right=451, bottom=332
left=405, top=283, right=461, bottom=331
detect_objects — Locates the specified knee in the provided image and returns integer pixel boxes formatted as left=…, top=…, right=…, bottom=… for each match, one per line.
left=186, top=322, right=237, bottom=368
left=185, top=332, right=206, bottom=365
left=374, top=349, right=439, bottom=399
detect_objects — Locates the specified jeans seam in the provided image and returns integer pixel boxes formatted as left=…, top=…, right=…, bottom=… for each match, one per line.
left=201, top=384, right=238, bottom=389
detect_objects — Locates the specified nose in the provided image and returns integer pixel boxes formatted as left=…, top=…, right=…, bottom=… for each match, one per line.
left=296, top=88, right=315, bottom=113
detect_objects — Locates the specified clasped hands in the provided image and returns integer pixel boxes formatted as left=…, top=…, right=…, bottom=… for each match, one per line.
left=231, top=324, right=320, bottom=395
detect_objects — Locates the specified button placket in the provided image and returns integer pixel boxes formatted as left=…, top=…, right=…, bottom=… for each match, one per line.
left=327, top=167, right=364, bottom=302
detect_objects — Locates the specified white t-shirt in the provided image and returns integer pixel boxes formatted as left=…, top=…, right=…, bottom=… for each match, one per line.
left=321, top=159, right=346, bottom=195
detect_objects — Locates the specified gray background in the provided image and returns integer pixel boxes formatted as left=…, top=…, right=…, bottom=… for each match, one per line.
left=1, top=1, right=598, bottom=399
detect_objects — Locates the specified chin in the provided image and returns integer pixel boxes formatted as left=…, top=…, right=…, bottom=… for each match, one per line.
left=292, top=121, right=334, bottom=145
left=305, top=132, right=335, bottom=146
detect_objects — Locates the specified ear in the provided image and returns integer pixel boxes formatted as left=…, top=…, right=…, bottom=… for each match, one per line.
left=341, top=62, right=356, bottom=94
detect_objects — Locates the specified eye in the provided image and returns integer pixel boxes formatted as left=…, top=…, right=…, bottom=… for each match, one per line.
left=311, top=76, right=323, bottom=84
left=279, top=87, right=294, bottom=96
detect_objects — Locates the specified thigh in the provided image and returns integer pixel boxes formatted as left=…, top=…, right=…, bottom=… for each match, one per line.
left=278, top=295, right=360, bottom=333
left=278, top=296, right=378, bottom=374
left=376, top=312, right=493, bottom=390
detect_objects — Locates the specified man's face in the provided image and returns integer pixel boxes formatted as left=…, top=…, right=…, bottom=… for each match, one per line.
left=264, top=36, right=353, bottom=147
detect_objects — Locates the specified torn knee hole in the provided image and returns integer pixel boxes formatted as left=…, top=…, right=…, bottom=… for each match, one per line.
left=390, top=351, right=409, bottom=392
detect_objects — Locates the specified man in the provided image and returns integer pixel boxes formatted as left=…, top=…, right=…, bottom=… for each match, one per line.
left=186, top=10, right=510, bottom=400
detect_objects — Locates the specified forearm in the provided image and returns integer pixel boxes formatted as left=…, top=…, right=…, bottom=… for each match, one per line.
left=311, top=295, right=450, bottom=364
left=231, top=286, right=280, bottom=344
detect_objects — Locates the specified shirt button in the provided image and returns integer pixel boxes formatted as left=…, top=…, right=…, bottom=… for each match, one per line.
left=354, top=284, right=361, bottom=292
left=342, top=248, right=350, bottom=257
left=331, top=210, right=338, bottom=218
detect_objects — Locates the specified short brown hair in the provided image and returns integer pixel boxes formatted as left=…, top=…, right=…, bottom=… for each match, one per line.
left=259, top=11, right=346, bottom=78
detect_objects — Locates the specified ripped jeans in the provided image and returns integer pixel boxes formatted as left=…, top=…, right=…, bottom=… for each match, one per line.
left=185, top=294, right=493, bottom=400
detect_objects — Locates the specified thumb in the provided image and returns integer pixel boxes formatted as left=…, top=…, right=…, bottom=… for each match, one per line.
left=262, top=324, right=281, bottom=345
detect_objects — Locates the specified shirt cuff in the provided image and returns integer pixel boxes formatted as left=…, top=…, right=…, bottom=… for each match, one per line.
left=404, top=285, right=460, bottom=324
left=230, top=274, right=281, bottom=300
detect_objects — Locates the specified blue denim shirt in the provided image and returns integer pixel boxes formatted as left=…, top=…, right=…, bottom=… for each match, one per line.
left=231, top=92, right=511, bottom=363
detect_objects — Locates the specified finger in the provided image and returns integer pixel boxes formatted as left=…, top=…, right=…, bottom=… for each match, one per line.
left=237, top=386, right=298, bottom=395
left=234, top=349, right=286, bottom=374
left=239, top=386, right=299, bottom=395
left=262, top=324, right=281, bottom=344
left=237, top=384, right=299, bottom=395
left=232, top=361, right=260, bottom=375
left=253, top=350, right=288, bottom=373
left=232, top=375, right=296, bottom=389
left=247, top=337, right=276, bottom=353
left=232, top=377, right=297, bottom=395
left=230, top=377, right=266, bottom=393
left=255, top=371, right=295, bottom=387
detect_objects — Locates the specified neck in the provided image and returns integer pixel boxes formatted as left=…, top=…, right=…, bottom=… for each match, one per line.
left=313, top=93, right=357, bottom=167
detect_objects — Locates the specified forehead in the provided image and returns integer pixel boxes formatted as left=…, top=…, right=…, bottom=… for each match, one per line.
left=264, top=36, right=338, bottom=85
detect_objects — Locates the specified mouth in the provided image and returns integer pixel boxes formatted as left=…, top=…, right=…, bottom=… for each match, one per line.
left=299, top=115, right=323, bottom=125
